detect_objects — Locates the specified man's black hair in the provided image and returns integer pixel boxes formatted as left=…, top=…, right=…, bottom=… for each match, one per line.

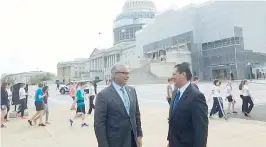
left=193, top=76, right=199, bottom=81
left=174, top=62, right=192, bottom=81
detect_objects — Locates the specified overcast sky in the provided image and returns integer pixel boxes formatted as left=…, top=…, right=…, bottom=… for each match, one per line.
left=0, top=0, right=208, bottom=75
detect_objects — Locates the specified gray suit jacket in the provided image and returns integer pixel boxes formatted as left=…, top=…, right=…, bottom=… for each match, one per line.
left=94, top=84, right=143, bottom=147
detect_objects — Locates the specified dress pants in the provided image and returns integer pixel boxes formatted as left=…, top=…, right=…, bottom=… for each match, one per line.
left=131, top=131, right=137, bottom=147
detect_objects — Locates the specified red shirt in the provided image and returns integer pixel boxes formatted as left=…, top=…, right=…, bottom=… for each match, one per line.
left=43, top=91, right=48, bottom=104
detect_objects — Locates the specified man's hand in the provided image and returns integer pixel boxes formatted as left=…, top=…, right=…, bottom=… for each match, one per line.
left=137, top=137, right=142, bottom=147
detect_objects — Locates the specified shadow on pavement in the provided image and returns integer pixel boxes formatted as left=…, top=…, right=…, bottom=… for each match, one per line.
left=231, top=104, right=266, bottom=122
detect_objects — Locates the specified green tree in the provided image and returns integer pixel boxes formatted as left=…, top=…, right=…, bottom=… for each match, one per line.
left=29, top=73, right=55, bottom=84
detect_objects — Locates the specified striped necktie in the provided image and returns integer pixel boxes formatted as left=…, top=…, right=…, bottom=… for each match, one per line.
left=120, top=88, right=130, bottom=115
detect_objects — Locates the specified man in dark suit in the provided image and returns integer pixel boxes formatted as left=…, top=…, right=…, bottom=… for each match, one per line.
left=94, top=64, right=143, bottom=147
left=167, top=62, right=208, bottom=147
left=192, top=76, right=200, bottom=90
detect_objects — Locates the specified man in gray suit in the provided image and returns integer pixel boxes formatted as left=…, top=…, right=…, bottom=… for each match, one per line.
left=94, top=64, right=143, bottom=147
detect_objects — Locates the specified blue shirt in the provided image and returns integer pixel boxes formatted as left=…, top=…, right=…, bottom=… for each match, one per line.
left=76, top=88, right=85, bottom=107
left=35, top=88, right=44, bottom=103
left=112, top=82, right=130, bottom=107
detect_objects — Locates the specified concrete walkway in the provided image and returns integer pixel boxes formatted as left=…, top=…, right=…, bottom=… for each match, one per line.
left=1, top=106, right=266, bottom=147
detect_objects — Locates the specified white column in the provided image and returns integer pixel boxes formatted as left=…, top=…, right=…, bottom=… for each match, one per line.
left=112, top=55, right=115, bottom=65
left=93, top=59, right=95, bottom=70
left=110, top=55, right=112, bottom=67
left=100, top=57, right=103, bottom=70
left=106, top=57, right=108, bottom=68
left=109, top=56, right=111, bottom=67
left=95, top=58, right=98, bottom=70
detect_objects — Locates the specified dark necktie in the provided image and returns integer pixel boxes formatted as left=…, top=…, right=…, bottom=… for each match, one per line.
left=172, top=92, right=181, bottom=114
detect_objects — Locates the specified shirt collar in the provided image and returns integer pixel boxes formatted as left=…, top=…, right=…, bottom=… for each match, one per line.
left=112, top=81, right=123, bottom=91
left=178, top=82, right=190, bottom=93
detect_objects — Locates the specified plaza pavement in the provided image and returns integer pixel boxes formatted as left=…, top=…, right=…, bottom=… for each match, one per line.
left=1, top=105, right=266, bottom=147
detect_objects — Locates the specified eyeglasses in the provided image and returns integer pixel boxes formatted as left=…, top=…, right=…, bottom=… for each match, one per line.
left=116, top=72, right=130, bottom=75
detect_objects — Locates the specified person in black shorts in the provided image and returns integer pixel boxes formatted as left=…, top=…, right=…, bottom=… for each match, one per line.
left=28, top=83, right=46, bottom=126
left=69, top=82, right=88, bottom=127
left=225, top=81, right=237, bottom=114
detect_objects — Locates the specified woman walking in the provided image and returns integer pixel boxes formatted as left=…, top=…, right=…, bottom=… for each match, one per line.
left=69, top=82, right=88, bottom=127
left=1, top=83, right=8, bottom=128
left=239, top=80, right=245, bottom=112
left=28, top=83, right=46, bottom=126
left=33, top=86, right=50, bottom=124
left=225, top=81, right=237, bottom=114
left=209, top=80, right=224, bottom=118
left=69, top=82, right=77, bottom=110
left=239, top=79, right=254, bottom=117
left=17, top=83, right=27, bottom=119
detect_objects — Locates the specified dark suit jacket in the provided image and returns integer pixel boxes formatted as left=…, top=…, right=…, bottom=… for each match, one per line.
left=168, top=84, right=208, bottom=147
left=94, top=84, right=143, bottom=147
left=191, top=83, right=199, bottom=90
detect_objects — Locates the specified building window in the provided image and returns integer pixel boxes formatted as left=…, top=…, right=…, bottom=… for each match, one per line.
left=207, top=42, right=214, bottom=49
left=214, top=40, right=222, bottom=48
left=235, top=37, right=240, bottom=44
left=231, top=37, right=235, bottom=44
left=222, top=39, right=230, bottom=46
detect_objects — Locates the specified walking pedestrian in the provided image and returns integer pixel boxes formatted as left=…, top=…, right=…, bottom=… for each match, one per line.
left=209, top=80, right=224, bottom=118
left=69, top=82, right=88, bottom=127
left=239, top=79, right=254, bottom=117
left=56, top=82, right=59, bottom=90
left=28, top=83, right=46, bottom=126
left=4, top=84, right=12, bottom=122
left=33, top=86, right=50, bottom=124
left=1, top=83, right=9, bottom=128
left=87, top=83, right=95, bottom=114
left=192, top=76, right=200, bottom=90
left=225, top=81, right=237, bottom=114
left=17, top=83, right=27, bottom=119
left=69, top=82, right=76, bottom=110
left=239, top=80, right=244, bottom=112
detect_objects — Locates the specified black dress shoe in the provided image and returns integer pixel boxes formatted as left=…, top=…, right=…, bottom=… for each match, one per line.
left=39, top=123, right=46, bottom=126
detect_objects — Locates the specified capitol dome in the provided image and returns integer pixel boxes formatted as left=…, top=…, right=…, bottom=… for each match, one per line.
left=122, top=0, right=156, bottom=12
left=113, top=0, right=156, bottom=45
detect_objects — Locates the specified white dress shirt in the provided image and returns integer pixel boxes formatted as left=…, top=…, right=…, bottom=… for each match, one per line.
left=176, top=82, right=190, bottom=100
left=19, top=88, right=26, bottom=100
left=242, top=85, right=250, bottom=97
left=212, top=85, right=221, bottom=97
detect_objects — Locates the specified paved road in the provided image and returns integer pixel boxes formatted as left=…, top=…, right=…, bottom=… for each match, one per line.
left=24, top=81, right=266, bottom=121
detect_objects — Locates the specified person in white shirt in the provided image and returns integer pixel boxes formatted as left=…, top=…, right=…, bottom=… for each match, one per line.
left=225, top=81, right=237, bottom=114
left=239, top=80, right=245, bottom=112
left=166, top=78, right=174, bottom=105
left=239, top=79, right=254, bottom=117
left=209, top=80, right=224, bottom=118
left=17, top=83, right=27, bottom=119
left=87, top=83, right=95, bottom=114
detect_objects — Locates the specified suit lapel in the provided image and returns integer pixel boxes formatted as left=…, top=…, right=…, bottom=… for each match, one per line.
left=108, top=85, right=129, bottom=116
left=170, top=84, right=192, bottom=120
